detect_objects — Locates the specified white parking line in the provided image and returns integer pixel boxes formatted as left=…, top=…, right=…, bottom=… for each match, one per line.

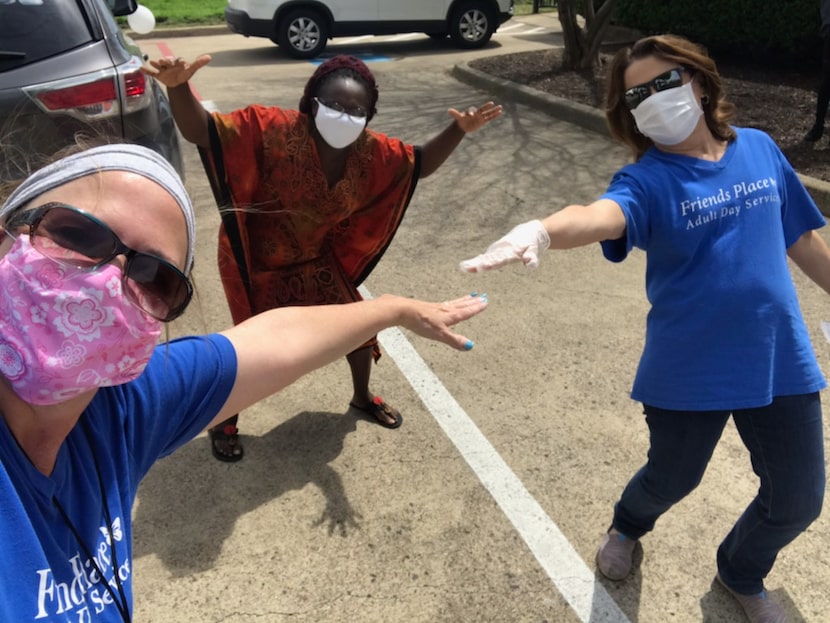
left=359, top=285, right=632, bottom=623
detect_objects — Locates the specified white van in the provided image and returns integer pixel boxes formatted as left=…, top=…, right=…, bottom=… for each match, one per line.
left=225, top=0, right=515, bottom=59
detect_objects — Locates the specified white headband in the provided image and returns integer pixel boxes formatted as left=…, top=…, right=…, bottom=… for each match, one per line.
left=1, top=144, right=195, bottom=273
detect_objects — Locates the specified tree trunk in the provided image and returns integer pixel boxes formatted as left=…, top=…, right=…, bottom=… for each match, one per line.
left=556, top=0, right=622, bottom=71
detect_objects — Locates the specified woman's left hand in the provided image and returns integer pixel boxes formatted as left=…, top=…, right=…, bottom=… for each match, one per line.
left=449, top=101, right=503, bottom=133
left=398, top=294, right=488, bottom=351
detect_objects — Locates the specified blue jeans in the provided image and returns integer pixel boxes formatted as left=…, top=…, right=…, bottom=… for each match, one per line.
left=612, top=393, right=825, bottom=595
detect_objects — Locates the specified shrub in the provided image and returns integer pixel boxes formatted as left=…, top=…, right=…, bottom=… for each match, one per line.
left=611, top=0, right=821, bottom=66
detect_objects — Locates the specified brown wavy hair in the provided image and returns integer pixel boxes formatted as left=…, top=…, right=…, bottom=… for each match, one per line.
left=605, top=34, right=736, bottom=160
left=0, top=133, right=106, bottom=204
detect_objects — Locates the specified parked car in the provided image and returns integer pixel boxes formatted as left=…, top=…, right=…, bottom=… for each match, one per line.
left=225, top=0, right=515, bottom=59
left=0, top=0, right=184, bottom=183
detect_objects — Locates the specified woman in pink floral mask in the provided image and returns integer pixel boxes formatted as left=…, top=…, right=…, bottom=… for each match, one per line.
left=0, top=142, right=487, bottom=622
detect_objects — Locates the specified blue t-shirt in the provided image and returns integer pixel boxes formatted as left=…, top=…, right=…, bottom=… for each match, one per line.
left=0, top=334, right=237, bottom=622
left=600, top=127, right=827, bottom=410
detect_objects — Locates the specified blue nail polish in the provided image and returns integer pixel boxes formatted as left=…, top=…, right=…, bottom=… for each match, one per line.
left=470, top=292, right=478, bottom=297
left=464, top=340, right=474, bottom=351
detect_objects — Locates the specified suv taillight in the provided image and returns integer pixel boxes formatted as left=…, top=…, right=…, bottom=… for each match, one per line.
left=24, top=56, right=153, bottom=120
left=124, top=70, right=147, bottom=98
left=36, top=76, right=118, bottom=115
left=121, top=61, right=153, bottom=113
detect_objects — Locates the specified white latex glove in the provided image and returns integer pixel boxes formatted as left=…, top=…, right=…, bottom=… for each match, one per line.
left=459, top=219, right=551, bottom=273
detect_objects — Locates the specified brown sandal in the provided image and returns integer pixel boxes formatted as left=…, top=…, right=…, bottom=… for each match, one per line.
left=349, top=396, right=403, bottom=429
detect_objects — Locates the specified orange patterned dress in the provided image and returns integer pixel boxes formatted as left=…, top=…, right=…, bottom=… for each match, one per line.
left=200, top=105, right=420, bottom=352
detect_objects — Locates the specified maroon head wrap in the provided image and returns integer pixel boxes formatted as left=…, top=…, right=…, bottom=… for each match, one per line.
left=298, top=55, right=379, bottom=121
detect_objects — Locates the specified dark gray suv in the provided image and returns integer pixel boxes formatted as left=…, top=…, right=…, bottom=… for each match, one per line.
left=0, top=0, right=183, bottom=182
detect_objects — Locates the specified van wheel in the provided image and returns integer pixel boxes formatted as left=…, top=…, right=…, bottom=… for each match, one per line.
left=449, top=2, right=495, bottom=49
left=275, top=9, right=328, bottom=59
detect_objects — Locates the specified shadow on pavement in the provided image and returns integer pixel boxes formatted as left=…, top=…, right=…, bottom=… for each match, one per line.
left=133, top=409, right=360, bottom=576
left=699, top=576, right=808, bottom=622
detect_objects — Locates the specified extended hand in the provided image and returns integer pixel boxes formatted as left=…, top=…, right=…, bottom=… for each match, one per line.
left=141, top=54, right=212, bottom=88
left=400, top=294, right=488, bottom=350
left=314, top=499, right=363, bottom=537
left=459, top=220, right=551, bottom=272
left=449, top=101, right=503, bottom=133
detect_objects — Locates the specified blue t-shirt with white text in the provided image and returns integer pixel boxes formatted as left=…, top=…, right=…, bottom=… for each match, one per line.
left=0, top=334, right=237, bottom=622
left=600, top=127, right=826, bottom=410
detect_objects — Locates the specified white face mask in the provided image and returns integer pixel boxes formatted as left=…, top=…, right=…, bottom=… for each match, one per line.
left=630, top=81, right=703, bottom=146
left=314, top=101, right=367, bottom=149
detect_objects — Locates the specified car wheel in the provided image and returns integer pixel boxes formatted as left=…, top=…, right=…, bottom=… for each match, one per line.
left=449, top=2, right=495, bottom=49
left=275, top=9, right=328, bottom=59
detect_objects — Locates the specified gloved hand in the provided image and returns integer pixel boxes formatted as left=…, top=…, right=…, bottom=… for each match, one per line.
left=459, top=219, right=550, bottom=273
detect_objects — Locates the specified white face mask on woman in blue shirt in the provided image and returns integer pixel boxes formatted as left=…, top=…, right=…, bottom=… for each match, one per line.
left=631, top=81, right=703, bottom=146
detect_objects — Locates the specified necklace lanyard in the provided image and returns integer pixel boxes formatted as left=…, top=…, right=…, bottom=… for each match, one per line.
left=52, top=418, right=131, bottom=623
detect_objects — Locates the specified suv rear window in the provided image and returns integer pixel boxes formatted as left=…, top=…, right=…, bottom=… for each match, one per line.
left=0, top=0, right=93, bottom=72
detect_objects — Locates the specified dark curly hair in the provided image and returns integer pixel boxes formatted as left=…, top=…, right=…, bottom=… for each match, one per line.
left=605, top=34, right=736, bottom=160
left=298, top=55, right=379, bottom=121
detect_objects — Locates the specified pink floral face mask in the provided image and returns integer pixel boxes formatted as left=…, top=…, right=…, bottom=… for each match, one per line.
left=0, top=235, right=162, bottom=405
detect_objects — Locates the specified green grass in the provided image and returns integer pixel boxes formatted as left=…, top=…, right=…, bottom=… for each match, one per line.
left=136, top=0, right=555, bottom=28
left=140, top=0, right=226, bottom=26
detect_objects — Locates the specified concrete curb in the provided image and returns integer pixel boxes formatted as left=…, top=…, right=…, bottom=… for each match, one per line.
left=452, top=60, right=830, bottom=217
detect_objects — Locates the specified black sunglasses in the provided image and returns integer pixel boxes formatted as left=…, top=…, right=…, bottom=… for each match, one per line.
left=314, top=96, right=368, bottom=119
left=6, top=202, right=193, bottom=322
left=623, top=67, right=691, bottom=110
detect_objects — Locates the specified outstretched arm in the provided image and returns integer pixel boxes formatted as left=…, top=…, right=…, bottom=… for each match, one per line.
left=141, top=55, right=213, bottom=148
left=419, top=101, right=503, bottom=177
left=460, top=199, right=626, bottom=272
left=788, top=229, right=830, bottom=294
left=208, top=294, right=487, bottom=426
